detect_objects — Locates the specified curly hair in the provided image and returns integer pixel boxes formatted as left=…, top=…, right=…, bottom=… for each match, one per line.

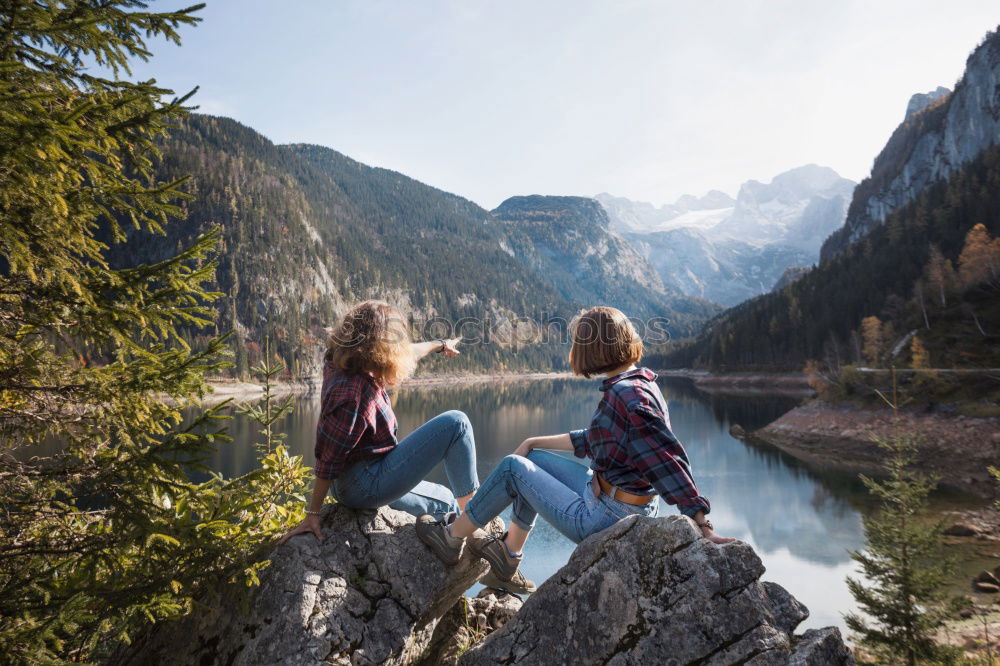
left=325, top=301, right=415, bottom=387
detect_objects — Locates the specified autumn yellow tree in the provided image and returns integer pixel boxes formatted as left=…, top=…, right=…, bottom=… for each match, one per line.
left=803, top=359, right=833, bottom=398
left=909, top=335, right=930, bottom=370
left=957, top=223, right=1000, bottom=289
left=861, top=316, right=884, bottom=367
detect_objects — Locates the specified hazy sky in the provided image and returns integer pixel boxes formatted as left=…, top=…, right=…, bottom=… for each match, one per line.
left=128, top=1, right=1000, bottom=209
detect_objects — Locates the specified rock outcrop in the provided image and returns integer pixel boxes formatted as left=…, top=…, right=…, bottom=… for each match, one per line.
left=904, top=86, right=952, bottom=120
left=458, top=515, right=854, bottom=666
left=121, top=507, right=855, bottom=665
left=116, top=505, right=487, bottom=666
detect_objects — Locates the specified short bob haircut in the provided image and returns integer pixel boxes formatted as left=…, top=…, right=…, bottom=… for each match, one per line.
left=568, top=306, right=643, bottom=378
left=325, top=300, right=416, bottom=387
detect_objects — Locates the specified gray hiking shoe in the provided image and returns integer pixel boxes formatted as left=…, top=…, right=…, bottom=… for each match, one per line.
left=480, top=568, right=536, bottom=595
left=469, top=532, right=536, bottom=594
left=416, top=513, right=464, bottom=566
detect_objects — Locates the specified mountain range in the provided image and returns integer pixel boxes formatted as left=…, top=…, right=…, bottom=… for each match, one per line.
left=111, top=116, right=717, bottom=375
left=596, top=165, right=855, bottom=306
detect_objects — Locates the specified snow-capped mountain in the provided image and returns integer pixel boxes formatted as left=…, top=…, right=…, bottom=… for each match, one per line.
left=595, top=190, right=735, bottom=234
left=626, top=228, right=814, bottom=306
left=597, top=165, right=856, bottom=306
left=714, top=165, right=855, bottom=251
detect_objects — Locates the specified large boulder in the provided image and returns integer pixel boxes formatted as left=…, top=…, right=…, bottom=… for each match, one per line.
left=117, top=505, right=487, bottom=666
left=458, top=515, right=854, bottom=666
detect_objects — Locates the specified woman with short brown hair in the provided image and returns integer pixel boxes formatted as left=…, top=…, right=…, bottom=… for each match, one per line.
left=417, top=306, right=733, bottom=594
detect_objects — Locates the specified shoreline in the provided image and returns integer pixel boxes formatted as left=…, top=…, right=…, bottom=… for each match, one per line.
left=402, top=370, right=576, bottom=388
left=192, top=368, right=817, bottom=405
left=191, top=370, right=579, bottom=405
left=751, top=399, right=1000, bottom=499
left=658, top=369, right=815, bottom=396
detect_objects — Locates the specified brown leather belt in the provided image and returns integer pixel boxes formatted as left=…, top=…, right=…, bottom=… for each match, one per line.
left=595, top=473, right=656, bottom=506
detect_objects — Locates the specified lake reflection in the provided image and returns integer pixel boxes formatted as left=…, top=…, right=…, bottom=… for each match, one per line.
left=211, top=376, right=869, bottom=631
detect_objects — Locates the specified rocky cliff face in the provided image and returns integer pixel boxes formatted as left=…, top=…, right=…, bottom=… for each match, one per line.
left=905, top=86, right=952, bottom=120
left=822, top=28, right=1000, bottom=261
left=772, top=265, right=810, bottom=292
left=459, top=515, right=854, bottom=665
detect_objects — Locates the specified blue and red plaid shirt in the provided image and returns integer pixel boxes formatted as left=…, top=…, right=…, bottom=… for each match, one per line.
left=569, top=367, right=711, bottom=517
left=314, top=364, right=398, bottom=480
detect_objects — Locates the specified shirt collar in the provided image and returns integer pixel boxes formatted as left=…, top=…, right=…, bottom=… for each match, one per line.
left=600, top=367, right=657, bottom=391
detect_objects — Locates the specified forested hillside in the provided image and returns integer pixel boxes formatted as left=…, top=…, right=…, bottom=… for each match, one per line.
left=108, top=115, right=713, bottom=376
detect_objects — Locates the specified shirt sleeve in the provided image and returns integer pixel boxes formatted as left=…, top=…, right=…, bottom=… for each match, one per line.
left=625, top=404, right=711, bottom=517
left=314, top=396, right=368, bottom=480
left=569, top=428, right=592, bottom=458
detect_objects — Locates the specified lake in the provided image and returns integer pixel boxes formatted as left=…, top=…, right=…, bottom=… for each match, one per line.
left=213, top=375, right=879, bottom=632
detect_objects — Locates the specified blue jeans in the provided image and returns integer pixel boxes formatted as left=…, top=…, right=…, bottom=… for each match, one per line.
left=332, top=410, right=478, bottom=520
left=465, top=449, right=659, bottom=544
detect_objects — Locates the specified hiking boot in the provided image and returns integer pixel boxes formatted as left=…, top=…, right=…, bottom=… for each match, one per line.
left=416, top=513, right=464, bottom=566
left=468, top=532, right=536, bottom=594
left=480, top=568, right=536, bottom=595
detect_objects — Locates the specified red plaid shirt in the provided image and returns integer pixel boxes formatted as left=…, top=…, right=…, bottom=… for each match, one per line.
left=314, top=365, right=398, bottom=480
left=570, top=367, right=711, bottom=517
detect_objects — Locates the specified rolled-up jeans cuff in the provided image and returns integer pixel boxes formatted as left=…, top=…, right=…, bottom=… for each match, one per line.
left=453, top=483, right=479, bottom=498
left=510, top=514, right=535, bottom=531
left=465, top=505, right=488, bottom=529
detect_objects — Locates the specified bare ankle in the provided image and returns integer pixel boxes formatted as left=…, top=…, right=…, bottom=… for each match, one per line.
left=502, top=537, right=523, bottom=558
left=449, top=513, right=477, bottom=539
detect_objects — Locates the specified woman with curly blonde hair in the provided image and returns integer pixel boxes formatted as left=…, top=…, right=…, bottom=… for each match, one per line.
left=280, top=300, right=485, bottom=545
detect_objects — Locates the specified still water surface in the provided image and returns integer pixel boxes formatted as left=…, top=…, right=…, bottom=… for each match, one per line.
left=213, top=376, right=873, bottom=632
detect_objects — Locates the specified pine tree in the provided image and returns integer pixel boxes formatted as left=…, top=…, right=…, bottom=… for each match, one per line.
left=845, top=383, right=956, bottom=665
left=237, top=339, right=294, bottom=455
left=0, top=3, right=309, bottom=661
